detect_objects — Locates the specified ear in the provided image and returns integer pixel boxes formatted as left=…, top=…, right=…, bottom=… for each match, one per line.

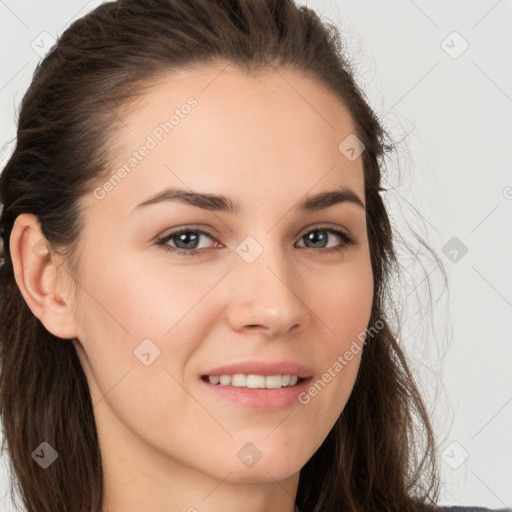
left=9, top=213, right=80, bottom=340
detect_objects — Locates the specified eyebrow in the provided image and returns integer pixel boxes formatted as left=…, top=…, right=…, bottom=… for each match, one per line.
left=130, top=186, right=365, bottom=215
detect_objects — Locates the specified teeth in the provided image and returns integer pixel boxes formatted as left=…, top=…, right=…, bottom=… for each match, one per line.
left=231, top=374, right=247, bottom=387
left=247, top=374, right=265, bottom=388
left=206, top=374, right=301, bottom=389
left=219, top=375, right=231, bottom=386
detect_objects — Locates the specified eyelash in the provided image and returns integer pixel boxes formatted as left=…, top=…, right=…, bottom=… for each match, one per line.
left=156, top=225, right=357, bottom=257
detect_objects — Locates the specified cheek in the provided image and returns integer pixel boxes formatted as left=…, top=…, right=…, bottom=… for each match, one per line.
left=77, top=249, right=221, bottom=342
left=72, top=254, right=217, bottom=441
left=73, top=251, right=228, bottom=395
left=313, top=255, right=374, bottom=347
left=302, top=256, right=373, bottom=417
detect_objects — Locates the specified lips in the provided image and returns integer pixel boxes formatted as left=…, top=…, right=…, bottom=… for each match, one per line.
left=199, top=360, right=314, bottom=410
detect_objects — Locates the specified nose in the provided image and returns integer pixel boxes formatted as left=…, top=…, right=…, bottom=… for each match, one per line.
left=226, top=241, right=311, bottom=338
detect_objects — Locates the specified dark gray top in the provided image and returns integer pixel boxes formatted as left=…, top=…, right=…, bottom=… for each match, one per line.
left=295, top=505, right=510, bottom=511
left=436, top=507, right=511, bottom=511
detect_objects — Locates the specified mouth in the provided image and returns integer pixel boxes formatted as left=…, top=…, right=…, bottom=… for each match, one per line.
left=198, top=360, right=314, bottom=409
left=200, top=374, right=309, bottom=389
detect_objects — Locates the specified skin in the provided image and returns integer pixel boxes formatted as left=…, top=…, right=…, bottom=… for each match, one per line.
left=11, top=62, right=373, bottom=512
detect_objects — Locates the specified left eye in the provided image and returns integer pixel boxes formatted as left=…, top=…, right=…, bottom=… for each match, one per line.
left=296, top=228, right=356, bottom=252
left=156, top=226, right=356, bottom=257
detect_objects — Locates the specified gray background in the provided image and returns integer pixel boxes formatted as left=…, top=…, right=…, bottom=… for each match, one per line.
left=0, top=0, right=511, bottom=509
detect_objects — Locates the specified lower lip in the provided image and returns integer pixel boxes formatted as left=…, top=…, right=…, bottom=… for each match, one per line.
left=199, top=377, right=313, bottom=411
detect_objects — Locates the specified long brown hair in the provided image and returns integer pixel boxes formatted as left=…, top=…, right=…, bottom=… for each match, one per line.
left=0, top=1, right=446, bottom=510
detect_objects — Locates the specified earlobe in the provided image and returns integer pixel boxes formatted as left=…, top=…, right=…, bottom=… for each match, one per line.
left=9, top=213, right=79, bottom=340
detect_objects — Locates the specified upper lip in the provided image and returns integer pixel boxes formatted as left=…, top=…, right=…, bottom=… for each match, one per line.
left=202, top=360, right=313, bottom=378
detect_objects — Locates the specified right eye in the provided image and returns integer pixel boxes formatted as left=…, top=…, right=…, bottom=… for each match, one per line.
left=156, top=227, right=222, bottom=257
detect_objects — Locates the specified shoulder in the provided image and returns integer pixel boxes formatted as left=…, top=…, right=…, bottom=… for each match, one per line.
left=413, top=500, right=511, bottom=512
left=431, top=507, right=511, bottom=512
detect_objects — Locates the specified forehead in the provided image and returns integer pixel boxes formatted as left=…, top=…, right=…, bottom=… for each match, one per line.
left=90, top=63, right=365, bottom=215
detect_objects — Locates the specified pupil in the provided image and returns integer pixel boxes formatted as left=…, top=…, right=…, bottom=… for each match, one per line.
left=177, top=232, right=199, bottom=249
left=307, top=231, right=326, bottom=248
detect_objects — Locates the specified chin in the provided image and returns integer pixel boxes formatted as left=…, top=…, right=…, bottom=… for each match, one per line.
left=222, top=463, right=302, bottom=484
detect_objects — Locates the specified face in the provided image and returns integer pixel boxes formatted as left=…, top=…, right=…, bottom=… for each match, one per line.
left=69, top=62, right=373, bottom=488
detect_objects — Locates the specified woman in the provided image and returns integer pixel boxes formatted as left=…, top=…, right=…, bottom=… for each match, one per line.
left=0, top=1, right=506, bottom=511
